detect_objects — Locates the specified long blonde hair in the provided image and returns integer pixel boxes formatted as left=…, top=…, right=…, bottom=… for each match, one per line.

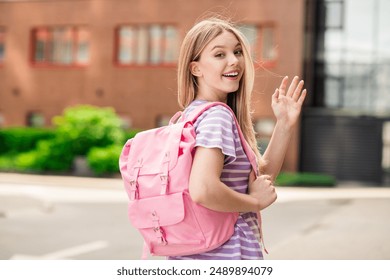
left=177, top=17, right=264, bottom=168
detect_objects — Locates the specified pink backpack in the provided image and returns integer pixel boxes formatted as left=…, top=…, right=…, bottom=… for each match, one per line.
left=119, top=102, right=259, bottom=257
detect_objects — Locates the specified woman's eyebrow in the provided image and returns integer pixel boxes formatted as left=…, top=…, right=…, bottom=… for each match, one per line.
left=211, top=45, right=225, bottom=51
left=211, top=42, right=241, bottom=51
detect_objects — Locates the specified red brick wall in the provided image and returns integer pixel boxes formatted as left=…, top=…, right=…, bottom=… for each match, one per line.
left=0, top=0, right=305, bottom=171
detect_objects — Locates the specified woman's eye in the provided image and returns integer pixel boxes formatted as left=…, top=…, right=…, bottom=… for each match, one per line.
left=215, top=53, right=225, bottom=58
left=234, top=49, right=243, bottom=56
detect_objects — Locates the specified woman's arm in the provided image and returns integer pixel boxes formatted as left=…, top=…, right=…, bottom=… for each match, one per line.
left=261, top=122, right=294, bottom=182
left=261, top=76, right=307, bottom=181
left=189, top=146, right=277, bottom=212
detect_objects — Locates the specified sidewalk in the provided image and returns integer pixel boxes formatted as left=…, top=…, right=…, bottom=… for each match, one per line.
left=1, top=172, right=390, bottom=260
left=1, top=172, right=390, bottom=215
left=2, top=171, right=390, bottom=220
left=1, top=172, right=390, bottom=202
left=0, top=172, right=124, bottom=189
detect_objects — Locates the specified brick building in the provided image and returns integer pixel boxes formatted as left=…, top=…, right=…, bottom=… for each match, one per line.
left=0, top=0, right=306, bottom=172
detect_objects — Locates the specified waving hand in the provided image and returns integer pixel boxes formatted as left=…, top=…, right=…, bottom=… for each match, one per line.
left=272, top=76, right=307, bottom=128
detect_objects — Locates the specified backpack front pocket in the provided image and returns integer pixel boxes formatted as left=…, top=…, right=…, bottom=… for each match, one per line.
left=128, top=191, right=206, bottom=256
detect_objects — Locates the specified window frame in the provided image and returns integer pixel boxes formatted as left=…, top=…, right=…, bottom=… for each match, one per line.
left=323, top=0, right=345, bottom=30
left=30, top=25, right=90, bottom=68
left=238, top=22, right=278, bottom=68
left=0, top=27, right=5, bottom=66
left=26, top=111, right=45, bottom=127
left=259, top=23, right=278, bottom=67
left=114, top=23, right=179, bottom=68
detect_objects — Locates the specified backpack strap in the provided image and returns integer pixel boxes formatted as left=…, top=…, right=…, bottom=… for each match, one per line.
left=256, top=212, right=269, bottom=254
left=186, top=101, right=259, bottom=177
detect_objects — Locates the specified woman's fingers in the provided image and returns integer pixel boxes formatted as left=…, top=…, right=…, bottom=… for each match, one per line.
left=276, top=76, right=307, bottom=105
left=259, top=175, right=272, bottom=186
left=286, top=76, right=300, bottom=97
left=292, top=80, right=305, bottom=101
left=297, top=89, right=307, bottom=105
left=278, top=76, right=289, bottom=96
left=272, top=88, right=279, bottom=103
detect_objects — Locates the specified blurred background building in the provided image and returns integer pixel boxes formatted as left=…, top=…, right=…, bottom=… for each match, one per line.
left=303, top=0, right=390, bottom=184
left=0, top=0, right=389, bottom=184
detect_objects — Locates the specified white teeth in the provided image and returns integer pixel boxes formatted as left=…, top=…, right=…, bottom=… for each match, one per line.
left=223, top=72, right=238, bottom=77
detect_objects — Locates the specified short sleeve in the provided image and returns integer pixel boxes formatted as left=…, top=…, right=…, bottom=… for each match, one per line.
left=194, top=106, right=237, bottom=160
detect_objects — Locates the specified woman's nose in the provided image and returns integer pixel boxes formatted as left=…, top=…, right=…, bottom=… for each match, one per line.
left=228, top=53, right=239, bottom=66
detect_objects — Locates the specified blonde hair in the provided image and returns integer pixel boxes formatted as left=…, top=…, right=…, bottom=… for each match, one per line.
left=177, top=17, right=264, bottom=169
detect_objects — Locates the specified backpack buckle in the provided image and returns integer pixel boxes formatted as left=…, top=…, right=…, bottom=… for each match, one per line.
left=151, top=212, right=167, bottom=245
left=129, top=179, right=138, bottom=200
left=160, top=174, right=168, bottom=181
left=159, top=174, right=169, bottom=195
left=135, top=158, right=143, bottom=168
left=159, top=152, right=170, bottom=195
left=152, top=227, right=167, bottom=245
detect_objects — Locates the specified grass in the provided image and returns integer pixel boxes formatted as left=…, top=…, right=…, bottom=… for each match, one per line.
left=275, top=172, right=337, bottom=187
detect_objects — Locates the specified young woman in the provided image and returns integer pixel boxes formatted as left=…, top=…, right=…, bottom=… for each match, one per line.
left=169, top=18, right=306, bottom=260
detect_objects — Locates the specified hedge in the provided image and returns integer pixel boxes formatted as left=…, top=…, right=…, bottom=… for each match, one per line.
left=0, top=127, right=56, bottom=155
left=0, top=105, right=131, bottom=174
left=87, top=145, right=123, bottom=175
left=275, top=172, right=336, bottom=187
left=53, top=105, right=125, bottom=156
left=0, top=139, right=74, bottom=172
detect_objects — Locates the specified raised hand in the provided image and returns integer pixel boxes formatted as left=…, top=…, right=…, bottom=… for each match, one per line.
left=272, top=76, right=307, bottom=129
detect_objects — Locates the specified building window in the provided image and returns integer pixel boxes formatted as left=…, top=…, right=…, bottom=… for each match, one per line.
left=383, top=122, right=390, bottom=175
left=119, top=114, right=132, bottom=130
left=116, top=24, right=178, bottom=66
left=0, top=28, right=5, bottom=64
left=26, top=112, right=45, bottom=127
left=156, top=114, right=172, bottom=127
left=260, top=26, right=277, bottom=62
left=238, top=24, right=258, bottom=59
left=32, top=26, right=90, bottom=66
left=238, top=24, right=277, bottom=65
left=324, top=0, right=344, bottom=30
left=0, top=112, right=4, bottom=127
left=315, top=0, right=390, bottom=112
left=324, top=76, right=344, bottom=108
left=255, top=118, right=275, bottom=151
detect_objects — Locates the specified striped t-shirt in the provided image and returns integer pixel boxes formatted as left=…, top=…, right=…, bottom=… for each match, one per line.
left=168, top=100, right=264, bottom=260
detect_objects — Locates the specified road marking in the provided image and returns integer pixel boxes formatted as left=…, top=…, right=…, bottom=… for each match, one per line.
left=10, top=240, right=109, bottom=260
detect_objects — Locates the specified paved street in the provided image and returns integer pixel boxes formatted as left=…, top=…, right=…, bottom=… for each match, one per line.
left=1, top=172, right=390, bottom=260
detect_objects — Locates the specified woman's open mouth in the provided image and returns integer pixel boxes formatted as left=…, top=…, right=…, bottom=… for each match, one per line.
left=222, top=71, right=239, bottom=79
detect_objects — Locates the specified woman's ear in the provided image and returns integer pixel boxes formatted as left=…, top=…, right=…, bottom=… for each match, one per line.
left=190, top=61, right=202, bottom=77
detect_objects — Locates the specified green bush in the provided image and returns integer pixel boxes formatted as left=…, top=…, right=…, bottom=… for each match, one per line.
left=0, top=127, right=56, bottom=155
left=0, top=128, right=62, bottom=173
left=275, top=172, right=336, bottom=187
left=12, top=139, right=74, bottom=172
left=87, top=145, right=123, bottom=175
left=0, top=138, right=74, bottom=173
left=0, top=105, right=126, bottom=174
left=13, top=150, right=41, bottom=171
left=0, top=155, right=14, bottom=171
left=36, top=139, right=74, bottom=171
left=53, top=105, right=125, bottom=156
left=124, top=129, right=141, bottom=140
left=0, top=150, right=43, bottom=172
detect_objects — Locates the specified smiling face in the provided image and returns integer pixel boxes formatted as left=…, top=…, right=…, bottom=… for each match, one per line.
left=190, top=30, right=245, bottom=102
